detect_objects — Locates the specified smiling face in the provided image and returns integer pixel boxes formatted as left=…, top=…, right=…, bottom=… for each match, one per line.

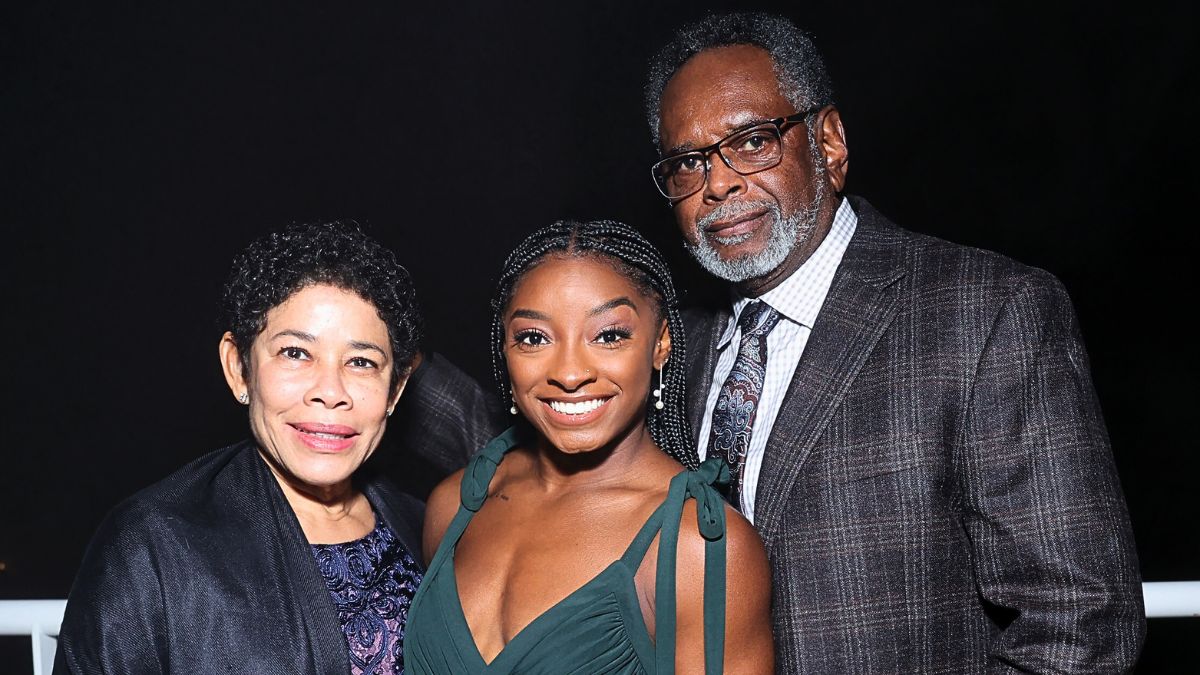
left=504, top=255, right=671, bottom=457
left=220, top=284, right=404, bottom=495
left=658, top=44, right=848, bottom=294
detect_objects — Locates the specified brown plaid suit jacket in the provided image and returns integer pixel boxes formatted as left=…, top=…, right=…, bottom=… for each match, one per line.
left=395, top=196, right=1144, bottom=673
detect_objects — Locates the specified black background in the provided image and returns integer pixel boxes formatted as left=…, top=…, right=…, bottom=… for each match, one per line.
left=2, top=1, right=1197, bottom=671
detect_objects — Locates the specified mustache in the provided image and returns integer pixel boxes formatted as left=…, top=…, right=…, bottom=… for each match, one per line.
left=696, top=200, right=779, bottom=232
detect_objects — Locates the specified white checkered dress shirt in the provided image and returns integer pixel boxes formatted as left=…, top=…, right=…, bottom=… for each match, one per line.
left=698, top=198, right=857, bottom=520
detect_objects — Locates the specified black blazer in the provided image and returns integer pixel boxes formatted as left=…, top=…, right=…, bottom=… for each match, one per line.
left=54, top=440, right=425, bottom=674
left=398, top=197, right=1145, bottom=673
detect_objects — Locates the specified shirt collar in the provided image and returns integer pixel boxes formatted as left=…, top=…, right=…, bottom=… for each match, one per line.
left=717, top=198, right=858, bottom=348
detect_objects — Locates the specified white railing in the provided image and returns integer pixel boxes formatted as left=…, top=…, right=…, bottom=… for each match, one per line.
left=3, top=582, right=1197, bottom=672
left=1141, top=581, right=1200, bottom=619
left=0, top=599, right=65, bottom=675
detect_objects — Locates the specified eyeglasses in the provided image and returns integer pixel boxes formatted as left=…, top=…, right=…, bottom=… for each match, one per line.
left=650, top=108, right=819, bottom=202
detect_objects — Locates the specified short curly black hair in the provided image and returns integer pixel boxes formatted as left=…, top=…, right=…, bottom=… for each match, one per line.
left=645, top=12, right=834, bottom=150
left=220, top=222, right=422, bottom=394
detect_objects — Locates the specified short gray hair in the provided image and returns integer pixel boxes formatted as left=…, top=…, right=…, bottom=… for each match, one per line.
left=644, top=12, right=835, bottom=150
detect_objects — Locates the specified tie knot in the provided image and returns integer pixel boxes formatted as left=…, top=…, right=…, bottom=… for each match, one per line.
left=737, top=300, right=780, bottom=339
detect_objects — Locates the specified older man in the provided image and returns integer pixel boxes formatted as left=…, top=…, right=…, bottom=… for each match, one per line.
left=641, top=12, right=1143, bottom=673
left=398, top=11, right=1145, bottom=674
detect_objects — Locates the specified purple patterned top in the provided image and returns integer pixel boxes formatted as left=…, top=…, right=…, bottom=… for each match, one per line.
left=311, top=514, right=423, bottom=674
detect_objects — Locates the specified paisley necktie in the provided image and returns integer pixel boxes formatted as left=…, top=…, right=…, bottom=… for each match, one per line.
left=706, top=300, right=782, bottom=508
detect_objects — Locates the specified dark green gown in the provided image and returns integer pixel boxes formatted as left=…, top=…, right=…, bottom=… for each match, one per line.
left=404, top=428, right=730, bottom=674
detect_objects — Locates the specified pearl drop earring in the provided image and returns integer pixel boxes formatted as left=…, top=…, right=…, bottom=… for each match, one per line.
left=652, top=368, right=664, bottom=410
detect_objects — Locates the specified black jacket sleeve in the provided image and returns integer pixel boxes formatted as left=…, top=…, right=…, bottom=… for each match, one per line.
left=54, top=501, right=173, bottom=674
left=387, top=352, right=506, bottom=496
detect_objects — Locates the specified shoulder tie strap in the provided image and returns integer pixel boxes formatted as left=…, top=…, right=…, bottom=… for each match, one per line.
left=619, top=502, right=669, bottom=569
left=653, top=457, right=729, bottom=675
left=424, top=427, right=520, bottom=576
left=410, top=427, right=523, bottom=625
left=459, top=426, right=520, bottom=512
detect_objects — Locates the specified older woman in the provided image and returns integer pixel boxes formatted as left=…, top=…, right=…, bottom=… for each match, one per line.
left=55, top=223, right=425, bottom=674
left=404, top=220, right=773, bottom=674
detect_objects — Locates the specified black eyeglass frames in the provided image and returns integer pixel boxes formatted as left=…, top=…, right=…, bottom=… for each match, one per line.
left=650, top=108, right=820, bottom=201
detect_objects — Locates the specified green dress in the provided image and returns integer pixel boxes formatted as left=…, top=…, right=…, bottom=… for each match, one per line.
left=403, top=428, right=730, bottom=674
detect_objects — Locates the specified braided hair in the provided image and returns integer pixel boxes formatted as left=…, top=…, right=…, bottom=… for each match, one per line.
left=490, top=220, right=697, bottom=470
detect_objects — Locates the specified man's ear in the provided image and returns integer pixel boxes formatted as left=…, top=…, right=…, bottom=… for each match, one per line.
left=219, top=332, right=248, bottom=402
left=815, top=106, right=849, bottom=193
left=654, top=320, right=672, bottom=370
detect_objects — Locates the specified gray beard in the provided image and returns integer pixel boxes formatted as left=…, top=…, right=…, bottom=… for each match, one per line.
left=686, top=178, right=825, bottom=283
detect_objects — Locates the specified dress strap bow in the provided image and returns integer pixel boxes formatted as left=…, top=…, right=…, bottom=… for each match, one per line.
left=689, top=457, right=731, bottom=541
left=459, top=427, right=519, bottom=512
left=654, top=457, right=729, bottom=675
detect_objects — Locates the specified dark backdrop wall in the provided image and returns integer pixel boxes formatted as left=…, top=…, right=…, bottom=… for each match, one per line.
left=2, top=1, right=1197, bottom=670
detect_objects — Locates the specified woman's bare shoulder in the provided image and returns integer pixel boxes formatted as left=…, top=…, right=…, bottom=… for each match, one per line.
left=428, top=468, right=464, bottom=511
left=421, top=468, right=466, bottom=564
left=674, top=499, right=774, bottom=673
left=676, top=498, right=767, bottom=574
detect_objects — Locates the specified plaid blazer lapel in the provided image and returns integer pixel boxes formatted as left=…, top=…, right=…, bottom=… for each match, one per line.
left=752, top=199, right=907, bottom=545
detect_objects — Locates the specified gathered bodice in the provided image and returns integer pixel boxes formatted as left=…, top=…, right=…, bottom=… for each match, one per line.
left=403, top=428, right=729, bottom=674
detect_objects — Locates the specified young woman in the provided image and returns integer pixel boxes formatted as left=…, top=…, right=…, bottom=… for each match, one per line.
left=404, top=220, right=773, bottom=674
